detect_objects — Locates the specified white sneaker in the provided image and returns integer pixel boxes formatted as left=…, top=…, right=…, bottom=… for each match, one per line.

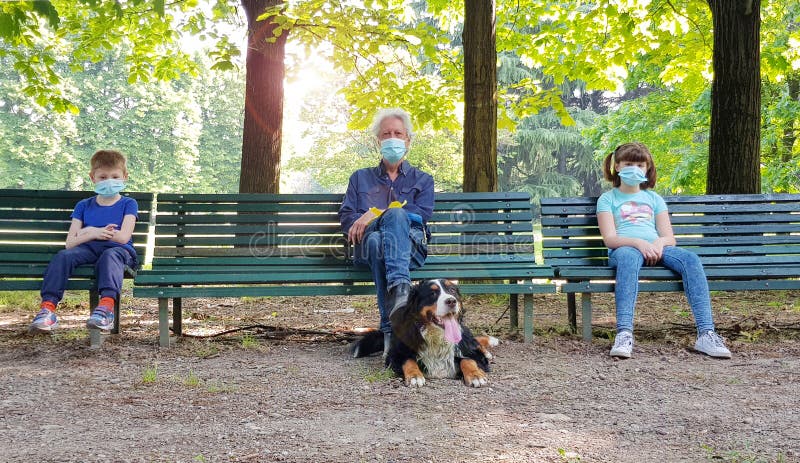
left=695, top=330, right=732, bottom=359
left=610, top=331, right=633, bottom=358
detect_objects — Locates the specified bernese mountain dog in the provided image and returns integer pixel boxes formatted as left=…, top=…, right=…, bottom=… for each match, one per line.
left=352, top=279, right=498, bottom=388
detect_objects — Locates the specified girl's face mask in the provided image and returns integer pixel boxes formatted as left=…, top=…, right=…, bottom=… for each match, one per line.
left=618, top=165, right=648, bottom=186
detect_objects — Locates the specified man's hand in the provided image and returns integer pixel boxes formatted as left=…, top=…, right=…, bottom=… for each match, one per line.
left=348, top=211, right=377, bottom=244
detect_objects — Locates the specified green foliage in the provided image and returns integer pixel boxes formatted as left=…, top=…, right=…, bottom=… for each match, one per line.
left=2, top=0, right=799, bottom=196
left=500, top=108, right=600, bottom=202
left=585, top=87, right=711, bottom=195
left=0, top=47, right=243, bottom=192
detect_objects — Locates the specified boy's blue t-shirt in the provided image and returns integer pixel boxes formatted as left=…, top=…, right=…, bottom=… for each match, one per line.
left=596, top=188, right=667, bottom=243
left=71, top=195, right=139, bottom=256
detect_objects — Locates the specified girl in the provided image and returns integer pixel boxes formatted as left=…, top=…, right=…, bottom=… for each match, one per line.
left=597, top=142, right=731, bottom=359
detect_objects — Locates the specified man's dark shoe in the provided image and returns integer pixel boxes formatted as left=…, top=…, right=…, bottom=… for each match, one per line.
left=382, top=331, right=392, bottom=359
left=388, top=283, right=411, bottom=316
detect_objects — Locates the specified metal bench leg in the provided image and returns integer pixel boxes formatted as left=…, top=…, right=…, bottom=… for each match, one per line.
left=567, top=292, right=577, bottom=334
left=173, top=297, right=182, bottom=336
left=509, top=293, right=519, bottom=330
left=159, top=298, right=170, bottom=347
left=581, top=293, right=592, bottom=341
left=112, top=295, right=121, bottom=335
left=523, top=293, right=534, bottom=343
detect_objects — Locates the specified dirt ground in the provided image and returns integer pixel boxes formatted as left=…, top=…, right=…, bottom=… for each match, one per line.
left=1, top=290, right=799, bottom=463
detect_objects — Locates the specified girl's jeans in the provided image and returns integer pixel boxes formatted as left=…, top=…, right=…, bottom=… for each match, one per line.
left=608, top=246, right=715, bottom=335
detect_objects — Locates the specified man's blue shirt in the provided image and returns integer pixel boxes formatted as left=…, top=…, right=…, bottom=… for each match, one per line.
left=338, top=160, right=434, bottom=234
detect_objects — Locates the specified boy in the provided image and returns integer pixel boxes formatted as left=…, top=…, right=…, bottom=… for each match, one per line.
left=29, top=150, right=138, bottom=333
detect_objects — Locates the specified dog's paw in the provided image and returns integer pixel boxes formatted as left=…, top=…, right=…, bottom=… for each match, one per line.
left=406, top=374, right=426, bottom=388
left=463, top=371, right=488, bottom=388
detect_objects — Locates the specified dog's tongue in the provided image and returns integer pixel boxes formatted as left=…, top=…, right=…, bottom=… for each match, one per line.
left=442, top=317, right=462, bottom=344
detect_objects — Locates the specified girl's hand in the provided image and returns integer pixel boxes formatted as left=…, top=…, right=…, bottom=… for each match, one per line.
left=637, top=241, right=663, bottom=266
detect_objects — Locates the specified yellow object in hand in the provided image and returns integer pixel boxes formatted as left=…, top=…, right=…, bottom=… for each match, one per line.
left=367, top=200, right=407, bottom=223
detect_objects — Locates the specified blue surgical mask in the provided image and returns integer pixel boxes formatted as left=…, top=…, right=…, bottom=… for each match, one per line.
left=380, top=138, right=407, bottom=164
left=94, top=179, right=126, bottom=197
left=618, top=166, right=648, bottom=186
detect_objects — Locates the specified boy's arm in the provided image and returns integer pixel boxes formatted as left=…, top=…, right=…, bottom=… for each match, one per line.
left=109, top=214, right=137, bottom=245
left=65, top=219, right=113, bottom=249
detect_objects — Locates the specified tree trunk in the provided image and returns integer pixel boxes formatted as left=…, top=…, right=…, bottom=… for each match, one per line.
left=239, top=0, right=288, bottom=193
left=463, top=0, right=497, bottom=193
left=706, top=0, right=761, bottom=194
left=784, top=75, right=799, bottom=162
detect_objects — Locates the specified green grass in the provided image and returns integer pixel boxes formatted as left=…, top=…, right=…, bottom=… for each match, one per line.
left=184, top=371, right=202, bottom=388
left=737, top=329, right=765, bottom=343
left=361, top=366, right=395, bottom=383
left=140, top=364, right=158, bottom=385
left=205, top=382, right=237, bottom=394
left=53, top=329, right=87, bottom=342
left=191, top=342, right=220, bottom=359
left=0, top=290, right=88, bottom=313
left=701, top=443, right=786, bottom=462
left=240, top=334, right=260, bottom=349
left=557, top=448, right=581, bottom=462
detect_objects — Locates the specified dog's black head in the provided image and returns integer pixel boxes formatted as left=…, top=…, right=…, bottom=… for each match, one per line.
left=390, top=279, right=464, bottom=352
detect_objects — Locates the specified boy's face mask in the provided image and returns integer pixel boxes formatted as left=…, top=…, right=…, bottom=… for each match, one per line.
left=380, top=138, right=407, bottom=164
left=94, top=179, right=126, bottom=197
left=618, top=166, right=648, bottom=186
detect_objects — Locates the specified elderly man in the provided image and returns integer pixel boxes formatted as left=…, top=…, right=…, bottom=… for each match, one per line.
left=339, top=108, right=435, bottom=356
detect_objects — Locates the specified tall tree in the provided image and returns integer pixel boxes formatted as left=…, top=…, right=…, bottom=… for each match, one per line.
left=707, top=0, right=762, bottom=193
left=240, top=0, right=288, bottom=193
left=463, top=0, right=497, bottom=192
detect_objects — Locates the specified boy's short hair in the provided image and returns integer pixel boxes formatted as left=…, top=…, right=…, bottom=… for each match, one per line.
left=91, top=150, right=127, bottom=175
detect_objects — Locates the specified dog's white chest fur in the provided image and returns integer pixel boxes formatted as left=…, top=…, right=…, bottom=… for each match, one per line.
left=418, top=326, right=457, bottom=379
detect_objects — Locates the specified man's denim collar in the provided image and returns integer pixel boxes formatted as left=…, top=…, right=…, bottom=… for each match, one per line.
left=376, top=160, right=409, bottom=178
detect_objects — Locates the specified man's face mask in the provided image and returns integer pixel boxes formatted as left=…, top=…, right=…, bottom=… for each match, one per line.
left=94, top=179, right=126, bottom=197
left=380, top=138, right=407, bottom=164
left=618, top=166, right=648, bottom=186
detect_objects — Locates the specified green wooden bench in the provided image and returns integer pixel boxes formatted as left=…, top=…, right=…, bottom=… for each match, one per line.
left=0, top=189, right=153, bottom=345
left=541, top=193, right=800, bottom=340
left=133, top=192, right=555, bottom=347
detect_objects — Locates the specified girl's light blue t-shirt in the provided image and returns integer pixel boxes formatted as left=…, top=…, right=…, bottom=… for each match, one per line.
left=596, top=188, right=667, bottom=243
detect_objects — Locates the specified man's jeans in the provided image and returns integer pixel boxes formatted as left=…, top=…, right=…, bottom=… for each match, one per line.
left=609, top=246, right=715, bottom=334
left=41, top=241, right=137, bottom=304
left=353, top=208, right=427, bottom=333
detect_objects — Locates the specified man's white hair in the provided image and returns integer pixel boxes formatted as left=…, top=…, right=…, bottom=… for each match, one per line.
left=370, top=108, right=414, bottom=140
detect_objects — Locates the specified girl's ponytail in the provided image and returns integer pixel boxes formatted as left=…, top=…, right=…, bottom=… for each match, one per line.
left=603, top=151, right=616, bottom=183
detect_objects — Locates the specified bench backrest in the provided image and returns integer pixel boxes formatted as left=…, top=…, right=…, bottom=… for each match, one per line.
left=151, top=192, right=536, bottom=269
left=0, top=189, right=153, bottom=267
left=541, top=193, right=800, bottom=267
